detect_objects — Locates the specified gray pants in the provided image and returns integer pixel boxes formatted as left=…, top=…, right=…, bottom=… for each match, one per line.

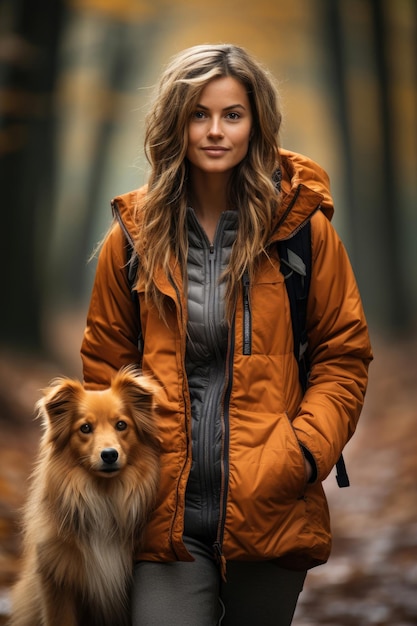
left=132, top=538, right=306, bottom=626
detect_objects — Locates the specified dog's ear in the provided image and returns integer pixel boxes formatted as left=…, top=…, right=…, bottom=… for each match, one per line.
left=37, top=378, right=83, bottom=448
left=112, top=367, right=159, bottom=439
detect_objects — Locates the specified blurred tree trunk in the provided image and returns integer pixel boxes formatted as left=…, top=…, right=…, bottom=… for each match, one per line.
left=44, top=12, right=159, bottom=314
left=322, top=0, right=416, bottom=333
left=0, top=0, right=66, bottom=352
left=370, top=0, right=408, bottom=329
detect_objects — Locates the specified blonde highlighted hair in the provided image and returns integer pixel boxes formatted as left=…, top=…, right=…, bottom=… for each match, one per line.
left=138, top=44, right=282, bottom=319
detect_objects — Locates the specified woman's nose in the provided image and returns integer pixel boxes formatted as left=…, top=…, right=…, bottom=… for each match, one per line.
left=207, top=118, right=224, bottom=137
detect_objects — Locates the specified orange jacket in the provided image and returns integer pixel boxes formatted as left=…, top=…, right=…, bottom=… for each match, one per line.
left=81, top=149, right=372, bottom=570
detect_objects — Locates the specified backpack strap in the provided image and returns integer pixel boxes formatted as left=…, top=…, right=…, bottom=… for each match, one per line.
left=278, top=221, right=350, bottom=488
left=278, top=221, right=311, bottom=392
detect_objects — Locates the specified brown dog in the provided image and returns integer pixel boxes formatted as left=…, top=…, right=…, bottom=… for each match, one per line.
left=10, top=367, right=160, bottom=626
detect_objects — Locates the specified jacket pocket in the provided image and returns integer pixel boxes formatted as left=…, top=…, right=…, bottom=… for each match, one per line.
left=228, top=410, right=307, bottom=507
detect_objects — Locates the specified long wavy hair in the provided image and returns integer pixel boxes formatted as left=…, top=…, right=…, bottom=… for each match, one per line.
left=138, top=44, right=282, bottom=320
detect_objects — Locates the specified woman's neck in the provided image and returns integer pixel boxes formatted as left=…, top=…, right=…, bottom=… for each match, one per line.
left=188, top=171, right=231, bottom=243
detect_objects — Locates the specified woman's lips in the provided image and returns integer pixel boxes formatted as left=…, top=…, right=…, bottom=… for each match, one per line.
left=202, top=146, right=229, bottom=156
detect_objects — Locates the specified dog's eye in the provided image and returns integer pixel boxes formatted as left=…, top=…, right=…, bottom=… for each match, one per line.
left=115, top=420, right=127, bottom=431
left=80, top=423, right=92, bottom=434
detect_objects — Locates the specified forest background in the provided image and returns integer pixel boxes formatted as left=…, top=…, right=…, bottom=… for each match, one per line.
left=0, top=1, right=416, bottom=624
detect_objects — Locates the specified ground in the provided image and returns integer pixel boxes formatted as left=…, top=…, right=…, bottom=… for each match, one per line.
left=1, top=331, right=416, bottom=625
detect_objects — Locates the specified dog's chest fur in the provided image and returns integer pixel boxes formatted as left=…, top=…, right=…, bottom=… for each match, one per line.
left=39, top=490, right=137, bottom=624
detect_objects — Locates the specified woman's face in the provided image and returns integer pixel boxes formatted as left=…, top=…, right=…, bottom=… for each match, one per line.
left=186, top=76, right=253, bottom=178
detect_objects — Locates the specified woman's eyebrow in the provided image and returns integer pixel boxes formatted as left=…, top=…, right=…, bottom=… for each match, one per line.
left=195, top=103, right=247, bottom=111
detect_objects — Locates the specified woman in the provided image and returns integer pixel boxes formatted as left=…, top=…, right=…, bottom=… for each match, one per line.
left=81, top=44, right=372, bottom=625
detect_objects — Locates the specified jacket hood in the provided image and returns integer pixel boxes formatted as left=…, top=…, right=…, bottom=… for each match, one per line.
left=111, top=149, right=335, bottom=243
left=273, top=148, right=334, bottom=241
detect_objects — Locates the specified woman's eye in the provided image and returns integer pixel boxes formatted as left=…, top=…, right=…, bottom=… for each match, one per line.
left=226, top=112, right=240, bottom=120
left=192, top=110, right=206, bottom=120
left=116, top=420, right=127, bottom=431
left=80, top=423, right=92, bottom=434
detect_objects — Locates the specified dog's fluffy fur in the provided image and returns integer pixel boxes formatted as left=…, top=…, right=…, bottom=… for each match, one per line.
left=10, top=367, right=160, bottom=626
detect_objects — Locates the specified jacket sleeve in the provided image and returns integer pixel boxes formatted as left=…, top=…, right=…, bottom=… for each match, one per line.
left=292, top=210, right=373, bottom=481
left=81, top=222, right=141, bottom=389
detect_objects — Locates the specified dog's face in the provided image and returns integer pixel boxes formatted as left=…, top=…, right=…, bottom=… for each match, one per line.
left=37, top=367, right=159, bottom=478
left=70, top=391, right=142, bottom=476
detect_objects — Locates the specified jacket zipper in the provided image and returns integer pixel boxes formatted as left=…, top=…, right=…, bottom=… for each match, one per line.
left=203, top=242, right=219, bottom=535
left=242, top=270, right=252, bottom=355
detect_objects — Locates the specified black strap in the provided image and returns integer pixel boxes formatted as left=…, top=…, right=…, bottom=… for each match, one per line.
left=278, top=222, right=311, bottom=392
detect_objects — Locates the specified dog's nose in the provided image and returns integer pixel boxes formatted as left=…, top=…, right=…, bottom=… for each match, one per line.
left=101, top=448, right=119, bottom=464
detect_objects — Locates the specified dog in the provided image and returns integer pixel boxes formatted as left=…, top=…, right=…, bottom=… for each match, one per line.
left=10, top=366, right=160, bottom=626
